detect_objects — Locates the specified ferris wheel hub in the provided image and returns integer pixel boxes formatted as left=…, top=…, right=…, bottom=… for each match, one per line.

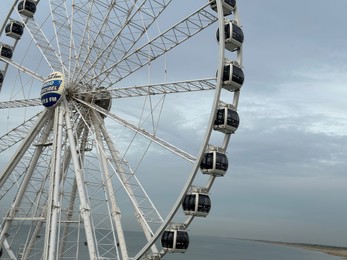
left=0, top=0, right=244, bottom=258
left=40, top=71, right=65, bottom=108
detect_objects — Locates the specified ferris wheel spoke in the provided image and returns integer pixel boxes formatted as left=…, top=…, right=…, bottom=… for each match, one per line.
left=76, top=98, right=196, bottom=163
left=93, top=113, right=163, bottom=250
left=0, top=0, right=245, bottom=258
left=0, top=78, right=215, bottom=109
left=77, top=78, right=216, bottom=99
left=0, top=116, right=53, bottom=255
left=0, top=109, right=52, bottom=190
left=22, top=18, right=64, bottom=72
left=75, top=0, right=172, bottom=83
left=96, top=113, right=164, bottom=227
left=43, top=105, right=66, bottom=259
left=0, top=133, right=52, bottom=209
left=59, top=120, right=90, bottom=259
left=74, top=105, right=164, bottom=236
left=72, top=105, right=164, bottom=254
left=73, top=0, right=137, bottom=80
left=93, top=117, right=130, bottom=259
left=49, top=0, right=75, bottom=75
left=0, top=56, right=45, bottom=81
left=22, top=203, right=48, bottom=259
left=0, top=111, right=42, bottom=153
left=63, top=100, right=99, bottom=259
left=89, top=3, right=218, bottom=87
left=0, top=98, right=41, bottom=109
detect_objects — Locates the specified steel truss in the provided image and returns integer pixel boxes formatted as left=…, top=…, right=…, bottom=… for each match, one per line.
left=0, top=0, right=244, bottom=259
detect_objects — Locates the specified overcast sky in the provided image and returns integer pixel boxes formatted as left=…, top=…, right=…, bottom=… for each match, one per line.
left=194, top=0, right=347, bottom=246
left=105, top=0, right=347, bottom=248
left=0, top=0, right=346, bottom=251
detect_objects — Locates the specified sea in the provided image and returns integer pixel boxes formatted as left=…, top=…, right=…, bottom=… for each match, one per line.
left=2, top=230, right=343, bottom=259
left=89, top=231, right=345, bottom=259
left=163, top=235, right=343, bottom=260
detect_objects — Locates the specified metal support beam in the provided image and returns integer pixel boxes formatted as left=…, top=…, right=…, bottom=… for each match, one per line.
left=93, top=116, right=128, bottom=260
left=0, top=109, right=52, bottom=189
left=64, top=99, right=98, bottom=259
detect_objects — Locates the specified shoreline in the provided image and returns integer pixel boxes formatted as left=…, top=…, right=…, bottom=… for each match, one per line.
left=276, top=242, right=347, bottom=259
left=253, top=240, right=347, bottom=259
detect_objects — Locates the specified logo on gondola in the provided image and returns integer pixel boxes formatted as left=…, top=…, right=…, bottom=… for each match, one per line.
left=41, top=72, right=65, bottom=108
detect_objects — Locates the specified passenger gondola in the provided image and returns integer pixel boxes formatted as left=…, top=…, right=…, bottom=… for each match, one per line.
left=209, top=0, right=236, bottom=15
left=18, top=0, right=37, bottom=18
left=161, top=228, right=189, bottom=253
left=217, top=21, right=244, bottom=52
left=5, top=20, right=24, bottom=40
left=0, top=44, right=13, bottom=59
left=94, top=87, right=112, bottom=117
left=0, top=71, right=4, bottom=85
left=182, top=190, right=211, bottom=217
left=219, top=61, right=244, bottom=91
left=200, top=149, right=228, bottom=176
left=214, top=106, right=240, bottom=133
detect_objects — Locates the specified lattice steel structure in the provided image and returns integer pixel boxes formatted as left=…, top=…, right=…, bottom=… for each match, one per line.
left=0, top=0, right=244, bottom=259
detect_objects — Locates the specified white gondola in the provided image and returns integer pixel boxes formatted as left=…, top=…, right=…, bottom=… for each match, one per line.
left=209, top=0, right=236, bottom=16
left=219, top=61, right=244, bottom=91
left=0, top=44, right=13, bottom=59
left=200, top=147, right=228, bottom=176
left=5, top=20, right=24, bottom=40
left=18, top=0, right=37, bottom=18
left=161, top=228, right=189, bottom=253
left=217, top=20, right=244, bottom=52
left=182, top=188, right=211, bottom=217
left=214, top=105, right=240, bottom=133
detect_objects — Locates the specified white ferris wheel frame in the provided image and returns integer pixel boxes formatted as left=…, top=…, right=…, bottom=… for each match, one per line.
left=0, top=0, right=244, bottom=259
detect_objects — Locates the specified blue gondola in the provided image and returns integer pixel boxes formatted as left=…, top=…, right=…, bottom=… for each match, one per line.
left=200, top=149, right=228, bottom=176
left=0, top=44, right=13, bottom=59
left=18, top=0, right=37, bottom=18
left=214, top=106, right=240, bottom=133
left=183, top=191, right=211, bottom=217
left=209, top=0, right=236, bottom=16
left=5, top=20, right=24, bottom=40
left=161, top=229, right=189, bottom=253
left=219, top=61, right=244, bottom=91
left=217, top=21, right=244, bottom=52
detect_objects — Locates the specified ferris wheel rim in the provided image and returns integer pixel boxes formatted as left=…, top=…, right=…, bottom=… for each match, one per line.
left=0, top=1, right=244, bottom=259
left=133, top=0, right=244, bottom=258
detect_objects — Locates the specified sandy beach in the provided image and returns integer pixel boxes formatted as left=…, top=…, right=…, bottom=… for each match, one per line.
left=279, top=242, right=347, bottom=259
left=255, top=240, right=347, bottom=259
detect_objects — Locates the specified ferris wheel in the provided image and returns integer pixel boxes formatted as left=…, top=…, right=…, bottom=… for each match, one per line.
left=0, top=0, right=244, bottom=259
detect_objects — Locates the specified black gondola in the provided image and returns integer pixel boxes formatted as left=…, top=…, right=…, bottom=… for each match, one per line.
left=214, top=106, right=240, bottom=133
left=0, top=44, right=13, bottom=59
left=217, top=21, right=244, bottom=52
left=200, top=150, right=228, bottom=176
left=0, top=71, right=4, bottom=85
left=18, top=0, right=37, bottom=18
left=5, top=20, right=24, bottom=40
left=219, top=62, right=244, bottom=91
left=161, top=229, right=189, bottom=253
left=183, top=192, right=211, bottom=217
left=94, top=87, right=112, bottom=117
left=209, top=0, right=236, bottom=15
